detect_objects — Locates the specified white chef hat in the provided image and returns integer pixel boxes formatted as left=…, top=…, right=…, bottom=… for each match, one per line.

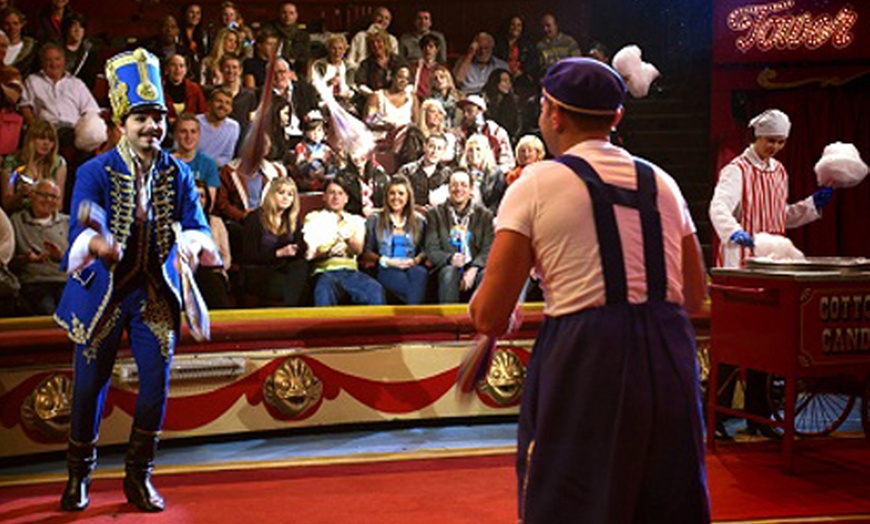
left=749, top=109, right=791, bottom=138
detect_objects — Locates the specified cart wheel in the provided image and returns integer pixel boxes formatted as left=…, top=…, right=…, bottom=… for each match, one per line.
left=767, top=374, right=857, bottom=437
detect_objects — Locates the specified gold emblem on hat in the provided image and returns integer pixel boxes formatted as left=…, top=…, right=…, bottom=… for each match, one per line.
left=133, top=48, right=158, bottom=101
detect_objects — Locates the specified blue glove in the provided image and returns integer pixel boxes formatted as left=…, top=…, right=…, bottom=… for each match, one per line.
left=812, top=187, right=833, bottom=209
left=730, top=229, right=754, bottom=248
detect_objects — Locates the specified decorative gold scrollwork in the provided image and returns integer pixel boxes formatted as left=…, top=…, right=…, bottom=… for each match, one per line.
left=478, top=349, right=525, bottom=405
left=263, top=358, right=323, bottom=418
left=21, top=374, right=73, bottom=440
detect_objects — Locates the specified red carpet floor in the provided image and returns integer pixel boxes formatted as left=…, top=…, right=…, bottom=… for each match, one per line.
left=1, top=441, right=868, bottom=523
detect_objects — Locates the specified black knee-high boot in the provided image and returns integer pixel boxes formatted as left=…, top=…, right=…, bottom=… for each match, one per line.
left=123, top=428, right=165, bottom=512
left=60, top=439, right=97, bottom=511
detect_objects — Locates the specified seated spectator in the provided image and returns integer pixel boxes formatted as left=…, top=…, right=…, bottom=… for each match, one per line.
left=241, top=177, right=309, bottom=306
left=364, top=62, right=417, bottom=137
left=361, top=175, right=428, bottom=304
left=194, top=180, right=232, bottom=308
left=2, top=120, right=67, bottom=214
left=172, top=113, right=220, bottom=205
left=453, top=32, right=509, bottom=95
left=411, top=33, right=441, bottom=102
left=427, top=65, right=460, bottom=127
left=335, top=149, right=388, bottom=217
left=347, top=6, right=399, bottom=71
left=178, top=3, right=209, bottom=81
left=400, top=10, right=447, bottom=63
left=309, top=33, right=355, bottom=113
left=2, top=8, right=37, bottom=76
left=482, top=68, right=521, bottom=142
left=267, top=58, right=320, bottom=162
left=505, top=134, right=545, bottom=185
left=200, top=27, right=241, bottom=86
left=20, top=42, right=100, bottom=146
left=353, top=28, right=403, bottom=101
left=195, top=86, right=240, bottom=167
left=216, top=53, right=258, bottom=145
left=537, top=13, right=581, bottom=70
left=34, top=0, right=74, bottom=44
left=9, top=178, right=67, bottom=315
left=61, top=13, right=100, bottom=91
left=397, top=133, right=452, bottom=210
left=424, top=170, right=493, bottom=303
left=408, top=99, right=458, bottom=166
left=454, top=94, right=515, bottom=172
left=164, top=53, right=208, bottom=128
left=0, top=30, right=24, bottom=154
left=243, top=28, right=279, bottom=96
left=291, top=110, right=339, bottom=192
left=303, top=179, right=385, bottom=306
left=269, top=2, right=311, bottom=74
left=214, top=134, right=286, bottom=226
left=217, top=1, right=254, bottom=59
left=494, top=15, right=539, bottom=90
left=147, top=15, right=186, bottom=63
left=0, top=205, right=19, bottom=315
left=459, top=133, right=506, bottom=213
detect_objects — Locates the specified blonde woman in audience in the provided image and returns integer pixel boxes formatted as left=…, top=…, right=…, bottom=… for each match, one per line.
left=309, top=33, right=355, bottom=109
left=459, top=133, right=505, bottom=213
left=200, top=27, right=241, bottom=86
left=417, top=99, right=457, bottom=164
left=505, top=134, right=545, bottom=185
left=427, top=64, right=460, bottom=127
left=1, top=120, right=66, bottom=213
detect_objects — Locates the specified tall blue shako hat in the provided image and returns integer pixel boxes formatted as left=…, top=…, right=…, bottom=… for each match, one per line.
left=105, top=48, right=167, bottom=123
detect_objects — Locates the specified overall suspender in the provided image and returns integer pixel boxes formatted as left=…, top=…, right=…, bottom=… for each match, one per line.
left=554, top=155, right=667, bottom=304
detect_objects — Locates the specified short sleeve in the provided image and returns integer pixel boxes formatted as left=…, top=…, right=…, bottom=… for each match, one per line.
left=494, top=166, right=536, bottom=238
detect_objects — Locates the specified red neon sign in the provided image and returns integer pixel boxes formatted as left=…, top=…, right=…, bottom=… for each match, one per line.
left=727, top=0, right=858, bottom=52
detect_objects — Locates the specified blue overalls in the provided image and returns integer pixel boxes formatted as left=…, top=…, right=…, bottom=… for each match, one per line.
left=517, top=155, right=710, bottom=523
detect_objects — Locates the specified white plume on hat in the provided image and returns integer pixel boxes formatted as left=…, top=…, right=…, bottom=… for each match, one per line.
left=815, top=142, right=868, bottom=189
left=74, top=112, right=108, bottom=153
left=753, top=232, right=805, bottom=262
left=611, top=45, right=660, bottom=98
left=749, top=109, right=790, bottom=137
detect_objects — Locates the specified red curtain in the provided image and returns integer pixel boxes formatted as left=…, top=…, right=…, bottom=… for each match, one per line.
left=742, top=75, right=870, bottom=257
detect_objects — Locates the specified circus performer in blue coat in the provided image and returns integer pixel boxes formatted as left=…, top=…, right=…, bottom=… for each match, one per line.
left=55, top=48, right=218, bottom=513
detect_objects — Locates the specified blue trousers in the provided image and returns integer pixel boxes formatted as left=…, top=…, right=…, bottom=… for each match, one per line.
left=70, top=286, right=175, bottom=443
left=518, top=302, right=710, bottom=524
left=436, top=265, right=484, bottom=303
left=313, top=269, right=386, bottom=306
left=377, top=265, right=428, bottom=305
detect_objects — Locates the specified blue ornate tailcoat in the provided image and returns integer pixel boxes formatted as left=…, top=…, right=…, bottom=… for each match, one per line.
left=53, top=145, right=211, bottom=345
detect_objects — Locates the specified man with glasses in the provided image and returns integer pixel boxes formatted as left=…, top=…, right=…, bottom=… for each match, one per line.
left=266, top=57, right=319, bottom=162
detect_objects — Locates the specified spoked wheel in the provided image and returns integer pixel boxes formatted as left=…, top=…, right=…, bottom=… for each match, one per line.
left=767, top=374, right=857, bottom=437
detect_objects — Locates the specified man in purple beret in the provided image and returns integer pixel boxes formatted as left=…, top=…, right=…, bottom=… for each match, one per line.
left=470, top=57, right=710, bottom=523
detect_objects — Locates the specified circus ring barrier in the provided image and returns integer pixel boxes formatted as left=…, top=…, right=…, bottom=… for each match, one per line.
left=0, top=305, right=710, bottom=459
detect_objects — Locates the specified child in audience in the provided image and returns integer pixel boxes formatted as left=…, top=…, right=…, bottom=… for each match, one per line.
left=505, top=134, right=545, bottom=185
left=292, top=110, right=339, bottom=192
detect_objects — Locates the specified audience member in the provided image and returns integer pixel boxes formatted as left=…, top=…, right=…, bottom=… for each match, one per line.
left=397, top=132, right=451, bottom=210
left=414, top=99, right=458, bottom=164
left=2, top=8, right=36, bottom=76
left=453, top=32, right=508, bottom=95
left=460, top=133, right=506, bottom=213
left=147, top=15, right=186, bottom=63
left=291, top=110, right=339, bottom=192
left=308, top=33, right=354, bottom=112
left=9, top=178, right=67, bottom=315
left=400, top=10, right=447, bottom=63
left=217, top=53, right=258, bottom=146
left=2, top=120, right=67, bottom=214
left=362, top=175, right=428, bottom=304
left=347, top=6, right=399, bottom=71
left=424, top=170, right=493, bottom=303
left=364, top=62, right=416, bottom=132
left=482, top=68, right=521, bottom=141
left=454, top=94, right=515, bottom=171
left=494, top=15, right=539, bottom=89
left=20, top=42, right=100, bottom=143
left=427, top=65, right=460, bottom=128
left=164, top=54, right=208, bottom=128
left=34, top=0, right=74, bottom=44
left=0, top=205, right=18, bottom=315
left=411, top=33, right=441, bottom=102
left=335, top=149, right=388, bottom=217
left=0, top=30, right=23, bottom=155
left=218, top=1, right=254, bottom=59
left=195, top=87, right=240, bottom=167
left=178, top=3, right=209, bottom=80
left=172, top=113, right=220, bottom=205
left=194, top=180, right=232, bottom=308
left=241, top=177, right=310, bottom=306
left=303, top=179, right=385, bottom=306
left=505, top=134, right=545, bottom=185
left=269, top=2, right=311, bottom=74
left=200, top=27, right=241, bottom=86
left=267, top=57, right=320, bottom=162
left=61, top=13, right=100, bottom=91
left=353, top=28, right=404, bottom=102
left=537, top=13, right=581, bottom=70
left=214, top=134, right=286, bottom=225
left=243, top=28, right=279, bottom=95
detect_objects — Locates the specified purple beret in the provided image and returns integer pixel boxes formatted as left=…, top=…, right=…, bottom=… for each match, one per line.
left=542, top=58, right=626, bottom=115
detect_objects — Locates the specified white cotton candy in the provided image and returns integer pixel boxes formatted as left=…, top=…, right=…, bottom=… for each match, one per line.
left=753, top=232, right=805, bottom=262
left=74, top=112, right=108, bottom=152
left=611, top=45, right=660, bottom=98
left=814, top=142, right=868, bottom=189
